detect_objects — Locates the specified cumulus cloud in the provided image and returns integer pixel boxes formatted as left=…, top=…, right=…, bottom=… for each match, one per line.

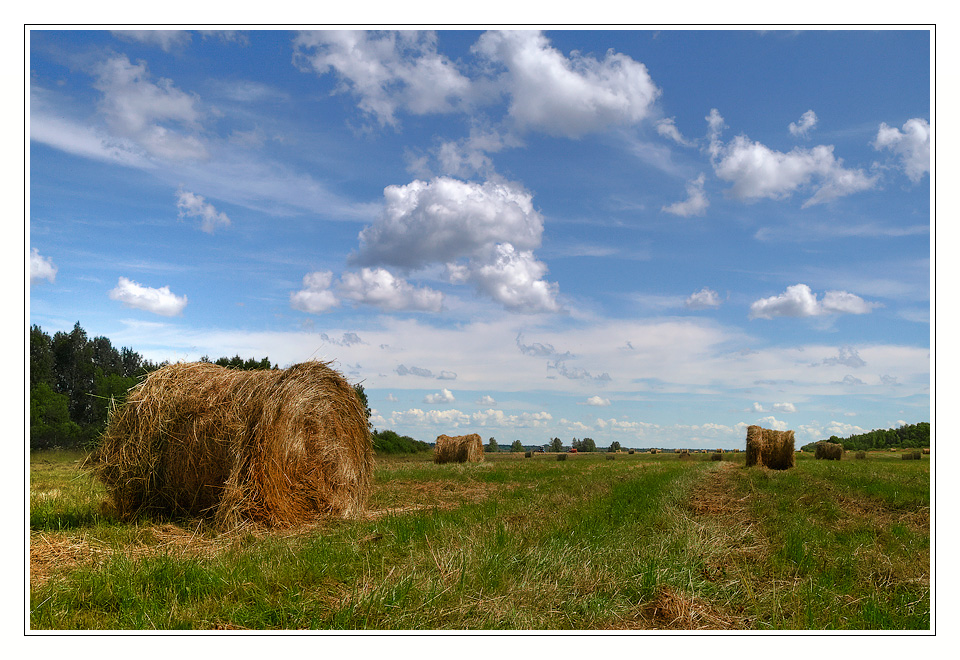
left=473, top=30, right=660, bottom=138
left=756, top=415, right=787, bottom=431
left=476, top=395, right=497, bottom=405
left=707, top=109, right=876, bottom=207
left=584, top=395, right=611, bottom=407
left=354, top=177, right=560, bottom=313
left=772, top=402, right=797, bottom=413
left=290, top=271, right=339, bottom=314
left=356, top=177, right=543, bottom=268
left=384, top=407, right=551, bottom=429
left=108, top=276, right=187, bottom=316
left=749, top=284, right=879, bottom=319
left=662, top=173, right=709, bottom=217
left=176, top=189, right=231, bottom=233
left=788, top=109, right=818, bottom=138
left=396, top=364, right=435, bottom=378
left=293, top=30, right=471, bottom=127
left=424, top=388, right=456, bottom=404
left=873, top=118, right=930, bottom=183
left=92, top=55, right=207, bottom=161
left=516, top=333, right=574, bottom=360
left=30, top=248, right=57, bottom=284
left=685, top=286, right=721, bottom=309
left=338, top=267, right=443, bottom=312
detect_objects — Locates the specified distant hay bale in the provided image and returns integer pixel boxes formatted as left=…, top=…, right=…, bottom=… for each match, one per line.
left=606, top=454, right=616, bottom=460
left=88, top=361, right=374, bottom=529
left=922, top=448, right=930, bottom=455
left=814, top=441, right=844, bottom=461
left=557, top=453, right=567, bottom=461
left=745, top=425, right=796, bottom=470
left=650, top=448, right=660, bottom=455
left=678, top=449, right=691, bottom=461
left=434, top=433, right=484, bottom=464
left=711, top=453, right=723, bottom=461
left=524, top=451, right=532, bottom=458
left=855, top=451, right=867, bottom=459
left=628, top=449, right=635, bottom=455
left=901, top=450, right=922, bottom=461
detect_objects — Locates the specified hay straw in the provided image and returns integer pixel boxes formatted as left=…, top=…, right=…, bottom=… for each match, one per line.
left=433, top=434, right=484, bottom=464
left=87, top=361, right=373, bottom=529
left=745, top=425, right=795, bottom=470
left=814, top=441, right=843, bottom=461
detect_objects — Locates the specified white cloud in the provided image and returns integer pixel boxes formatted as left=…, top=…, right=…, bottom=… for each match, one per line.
left=772, top=402, right=797, bottom=413
left=749, top=284, right=878, bottom=319
left=662, top=173, right=709, bottom=217
left=873, top=118, right=930, bottom=183
left=476, top=395, right=497, bottom=405
left=290, top=271, right=339, bottom=314
left=707, top=110, right=876, bottom=206
left=176, top=189, right=231, bottom=234
left=819, top=346, right=867, bottom=368
left=584, top=395, right=611, bottom=407
left=757, top=415, right=788, bottom=431
left=293, top=30, right=471, bottom=127
left=473, top=30, right=660, bottom=138
left=354, top=177, right=559, bottom=313
left=424, top=388, right=456, bottom=404
left=338, top=267, right=444, bottom=312
left=685, top=286, right=721, bottom=309
left=788, top=110, right=818, bottom=138
left=92, top=55, right=207, bottom=161
left=356, top=177, right=543, bottom=269
left=30, top=248, right=57, bottom=284
left=467, top=243, right=561, bottom=313
left=108, top=276, right=187, bottom=316
left=656, top=117, right=694, bottom=146
left=111, top=30, right=192, bottom=52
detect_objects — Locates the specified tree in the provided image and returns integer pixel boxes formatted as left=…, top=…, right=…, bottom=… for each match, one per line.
left=30, top=382, right=81, bottom=449
left=581, top=437, right=596, bottom=452
left=510, top=439, right=524, bottom=452
left=607, top=440, right=621, bottom=453
left=550, top=437, right=563, bottom=452
left=487, top=437, right=499, bottom=453
left=353, top=384, right=372, bottom=430
left=571, top=437, right=582, bottom=450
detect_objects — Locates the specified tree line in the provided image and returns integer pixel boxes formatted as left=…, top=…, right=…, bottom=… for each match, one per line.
left=29, top=322, right=277, bottom=450
left=799, top=422, right=930, bottom=452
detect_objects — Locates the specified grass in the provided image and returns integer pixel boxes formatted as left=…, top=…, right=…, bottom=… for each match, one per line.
left=29, top=449, right=930, bottom=631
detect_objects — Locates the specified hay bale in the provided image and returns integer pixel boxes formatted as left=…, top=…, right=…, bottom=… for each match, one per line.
left=434, top=433, right=484, bottom=464
left=854, top=451, right=867, bottom=459
left=711, top=452, right=723, bottom=461
left=745, top=425, right=796, bottom=470
left=524, top=451, right=532, bottom=458
left=606, top=454, right=616, bottom=460
left=88, top=361, right=373, bottom=529
left=628, top=449, right=635, bottom=455
left=650, top=448, right=660, bottom=455
left=678, top=449, right=691, bottom=461
left=922, top=448, right=930, bottom=455
left=557, top=453, right=567, bottom=461
left=900, top=450, right=922, bottom=461
left=814, top=441, right=844, bottom=461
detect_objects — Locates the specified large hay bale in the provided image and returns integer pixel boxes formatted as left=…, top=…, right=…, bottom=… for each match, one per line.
left=88, top=361, right=373, bottom=529
left=434, top=433, right=484, bottom=464
left=711, top=452, right=723, bottom=461
left=650, top=448, right=660, bottom=455
left=814, top=441, right=844, bottom=461
left=745, top=425, right=796, bottom=470
left=854, top=451, right=867, bottom=459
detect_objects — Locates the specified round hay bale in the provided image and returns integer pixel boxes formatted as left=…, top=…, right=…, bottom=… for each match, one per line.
left=88, top=361, right=373, bottom=529
left=814, top=441, right=843, bottom=461
left=854, top=450, right=867, bottom=459
left=524, top=450, right=533, bottom=458
left=557, top=453, right=567, bottom=461
left=746, top=425, right=796, bottom=470
left=434, top=433, right=484, bottom=464
left=711, top=452, right=723, bottom=461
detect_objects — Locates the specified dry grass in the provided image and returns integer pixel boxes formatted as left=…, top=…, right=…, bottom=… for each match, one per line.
left=86, top=361, right=373, bottom=530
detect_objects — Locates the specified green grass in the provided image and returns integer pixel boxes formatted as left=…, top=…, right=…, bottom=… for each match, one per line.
left=29, top=450, right=930, bottom=630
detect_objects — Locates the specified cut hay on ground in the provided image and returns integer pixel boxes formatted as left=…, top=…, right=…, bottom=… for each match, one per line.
left=433, top=433, right=484, bottom=464
left=814, top=441, right=844, bottom=461
left=745, top=426, right=796, bottom=470
left=88, top=361, right=374, bottom=529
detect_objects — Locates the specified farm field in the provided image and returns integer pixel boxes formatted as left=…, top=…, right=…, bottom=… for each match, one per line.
left=28, top=449, right=930, bottom=631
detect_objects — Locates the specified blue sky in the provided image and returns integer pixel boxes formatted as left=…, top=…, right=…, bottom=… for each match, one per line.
left=28, top=28, right=931, bottom=449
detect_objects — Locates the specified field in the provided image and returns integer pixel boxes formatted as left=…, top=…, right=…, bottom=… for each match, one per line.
left=29, top=449, right=930, bottom=631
